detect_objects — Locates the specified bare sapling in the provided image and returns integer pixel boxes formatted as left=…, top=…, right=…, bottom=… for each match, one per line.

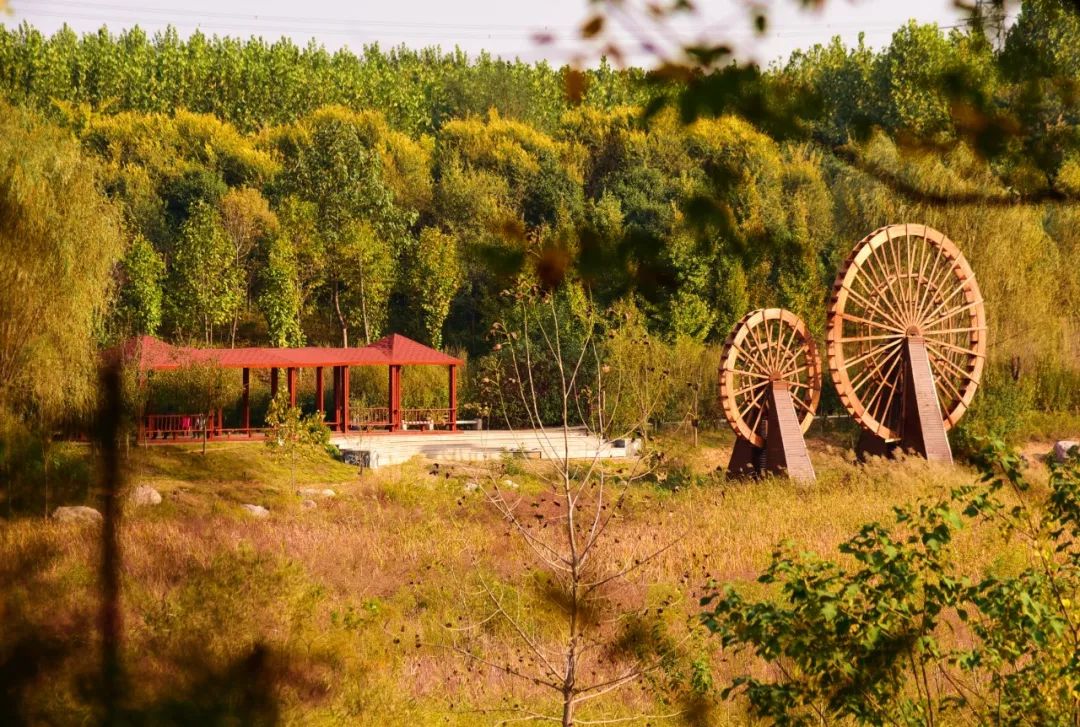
left=450, top=281, right=687, bottom=726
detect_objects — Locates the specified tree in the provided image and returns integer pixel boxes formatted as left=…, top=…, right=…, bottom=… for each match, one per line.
left=167, top=201, right=242, bottom=344
left=0, top=101, right=124, bottom=425
left=164, top=360, right=238, bottom=454
left=272, top=107, right=410, bottom=346
left=217, top=186, right=278, bottom=345
left=264, top=393, right=332, bottom=490
left=114, top=234, right=165, bottom=337
left=454, top=279, right=680, bottom=726
left=410, top=227, right=461, bottom=348
left=257, top=235, right=305, bottom=348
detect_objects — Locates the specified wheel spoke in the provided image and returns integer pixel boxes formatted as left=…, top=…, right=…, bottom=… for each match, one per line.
left=928, top=355, right=965, bottom=405
left=731, top=368, right=771, bottom=381
left=924, top=337, right=986, bottom=359
left=839, top=333, right=905, bottom=343
left=843, top=338, right=904, bottom=370
left=747, top=323, right=770, bottom=371
left=922, top=324, right=986, bottom=337
left=738, top=386, right=767, bottom=422
left=878, top=355, right=903, bottom=432
left=838, top=312, right=905, bottom=334
left=730, top=342, right=771, bottom=375
left=923, top=299, right=982, bottom=331
left=732, top=380, right=768, bottom=397
left=841, top=284, right=907, bottom=331
left=928, top=349, right=979, bottom=383
left=884, top=229, right=909, bottom=319
left=863, top=244, right=909, bottom=325
left=850, top=344, right=902, bottom=394
left=920, top=281, right=968, bottom=326
left=792, top=395, right=813, bottom=414
left=774, top=325, right=804, bottom=378
left=913, top=237, right=944, bottom=322
left=866, top=351, right=903, bottom=421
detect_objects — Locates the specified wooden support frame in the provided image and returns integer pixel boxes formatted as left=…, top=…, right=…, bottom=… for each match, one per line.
left=856, top=337, right=953, bottom=463
left=727, top=381, right=816, bottom=481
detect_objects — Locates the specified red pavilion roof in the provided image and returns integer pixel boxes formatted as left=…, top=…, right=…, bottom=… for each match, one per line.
left=119, top=334, right=462, bottom=371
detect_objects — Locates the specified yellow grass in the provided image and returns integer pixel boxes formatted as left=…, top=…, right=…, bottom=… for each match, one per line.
left=0, top=432, right=1054, bottom=725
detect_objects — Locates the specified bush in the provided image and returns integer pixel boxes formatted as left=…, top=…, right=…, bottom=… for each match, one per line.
left=701, top=440, right=1080, bottom=724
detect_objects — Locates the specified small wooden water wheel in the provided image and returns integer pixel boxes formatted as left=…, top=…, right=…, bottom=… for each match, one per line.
left=826, top=224, right=986, bottom=463
left=720, top=308, right=822, bottom=481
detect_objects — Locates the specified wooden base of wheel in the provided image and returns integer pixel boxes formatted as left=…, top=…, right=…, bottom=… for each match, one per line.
left=855, top=338, right=953, bottom=464
left=727, top=382, right=816, bottom=481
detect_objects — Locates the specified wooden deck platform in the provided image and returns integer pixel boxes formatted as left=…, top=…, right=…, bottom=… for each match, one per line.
left=331, top=428, right=637, bottom=469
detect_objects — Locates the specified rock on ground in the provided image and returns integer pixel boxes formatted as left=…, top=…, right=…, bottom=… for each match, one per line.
left=463, top=481, right=480, bottom=493
left=1054, top=441, right=1080, bottom=463
left=241, top=504, right=270, bottom=518
left=52, top=506, right=103, bottom=524
left=300, top=499, right=317, bottom=510
left=296, top=487, right=336, bottom=498
left=130, top=485, right=162, bottom=506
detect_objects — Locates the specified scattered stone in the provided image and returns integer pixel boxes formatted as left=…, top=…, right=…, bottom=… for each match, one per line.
left=501, top=479, right=519, bottom=490
left=130, top=485, right=162, bottom=506
left=296, top=487, right=336, bottom=498
left=241, top=504, right=270, bottom=518
left=1054, top=440, right=1080, bottom=463
left=463, top=481, right=480, bottom=493
left=52, top=506, right=103, bottom=524
left=300, top=499, right=317, bottom=510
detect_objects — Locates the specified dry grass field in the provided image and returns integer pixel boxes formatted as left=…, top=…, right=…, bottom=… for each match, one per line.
left=0, top=430, right=1056, bottom=725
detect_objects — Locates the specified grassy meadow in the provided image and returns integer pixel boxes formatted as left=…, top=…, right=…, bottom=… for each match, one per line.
left=0, top=429, right=1059, bottom=725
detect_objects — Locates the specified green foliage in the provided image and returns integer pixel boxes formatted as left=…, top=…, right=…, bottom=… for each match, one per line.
left=167, top=201, right=242, bottom=344
left=264, top=393, right=335, bottom=488
left=258, top=235, right=305, bottom=348
left=2, top=9, right=1080, bottom=433
left=0, top=101, right=124, bottom=425
left=114, top=234, right=165, bottom=336
left=702, top=441, right=1080, bottom=724
left=409, top=227, right=461, bottom=348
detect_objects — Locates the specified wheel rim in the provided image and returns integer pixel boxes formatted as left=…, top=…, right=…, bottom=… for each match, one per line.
left=720, top=308, right=822, bottom=447
left=826, top=224, right=986, bottom=440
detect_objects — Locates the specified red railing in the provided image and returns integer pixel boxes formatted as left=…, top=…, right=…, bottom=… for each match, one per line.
left=346, top=407, right=458, bottom=431
left=143, top=413, right=213, bottom=440
left=401, top=408, right=455, bottom=430
left=351, top=407, right=391, bottom=429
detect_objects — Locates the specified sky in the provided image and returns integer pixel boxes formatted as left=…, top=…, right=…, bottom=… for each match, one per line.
left=4, top=0, right=1000, bottom=67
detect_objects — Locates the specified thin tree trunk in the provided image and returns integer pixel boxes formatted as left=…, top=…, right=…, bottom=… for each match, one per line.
left=359, top=264, right=371, bottom=344
left=333, top=279, right=349, bottom=348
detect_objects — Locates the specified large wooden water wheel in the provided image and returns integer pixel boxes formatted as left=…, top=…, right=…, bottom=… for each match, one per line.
left=720, top=308, right=821, bottom=480
left=826, top=224, right=986, bottom=462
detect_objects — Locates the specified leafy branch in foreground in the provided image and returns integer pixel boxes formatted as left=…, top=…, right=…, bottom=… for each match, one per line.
left=701, top=440, right=1080, bottom=725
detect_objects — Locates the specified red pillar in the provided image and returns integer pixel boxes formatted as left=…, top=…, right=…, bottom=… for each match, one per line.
left=448, top=365, right=458, bottom=431
left=270, top=368, right=279, bottom=400
left=343, top=366, right=351, bottom=432
left=242, top=367, right=251, bottom=435
left=388, top=365, right=402, bottom=431
left=332, top=366, right=342, bottom=431
left=287, top=367, right=297, bottom=407
left=315, top=366, right=324, bottom=417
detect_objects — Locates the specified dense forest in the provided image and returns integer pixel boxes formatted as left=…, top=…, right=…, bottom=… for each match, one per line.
left=1, top=0, right=1080, bottom=438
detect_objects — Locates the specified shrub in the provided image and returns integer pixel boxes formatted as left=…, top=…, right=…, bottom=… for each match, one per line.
left=701, top=440, right=1080, bottom=724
